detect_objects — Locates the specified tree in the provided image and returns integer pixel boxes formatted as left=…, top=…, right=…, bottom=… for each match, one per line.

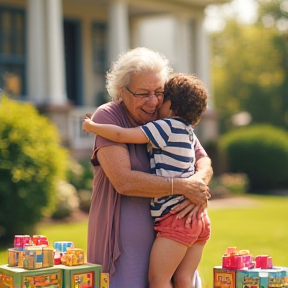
left=211, top=5, right=288, bottom=133
left=257, top=0, right=288, bottom=129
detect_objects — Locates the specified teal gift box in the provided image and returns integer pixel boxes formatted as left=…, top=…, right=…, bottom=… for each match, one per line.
left=236, top=267, right=288, bottom=288
left=59, top=263, right=102, bottom=288
left=0, top=264, right=62, bottom=288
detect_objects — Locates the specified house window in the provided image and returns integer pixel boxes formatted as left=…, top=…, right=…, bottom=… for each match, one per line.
left=91, top=22, right=107, bottom=73
left=0, top=7, right=26, bottom=97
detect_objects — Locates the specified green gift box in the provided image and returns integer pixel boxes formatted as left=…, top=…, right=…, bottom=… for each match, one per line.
left=0, top=264, right=62, bottom=288
left=59, top=263, right=102, bottom=288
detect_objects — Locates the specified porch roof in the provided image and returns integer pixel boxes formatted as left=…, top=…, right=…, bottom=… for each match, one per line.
left=66, top=0, right=232, bottom=9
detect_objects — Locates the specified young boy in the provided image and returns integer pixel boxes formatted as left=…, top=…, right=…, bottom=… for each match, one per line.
left=83, top=74, right=211, bottom=288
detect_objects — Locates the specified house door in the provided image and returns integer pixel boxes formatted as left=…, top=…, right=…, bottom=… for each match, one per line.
left=64, top=19, right=83, bottom=106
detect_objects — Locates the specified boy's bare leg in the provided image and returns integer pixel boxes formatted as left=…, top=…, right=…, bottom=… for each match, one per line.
left=173, top=242, right=206, bottom=288
left=148, top=236, right=187, bottom=288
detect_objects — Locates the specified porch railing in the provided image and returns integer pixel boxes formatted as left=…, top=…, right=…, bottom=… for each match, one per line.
left=68, top=107, right=97, bottom=149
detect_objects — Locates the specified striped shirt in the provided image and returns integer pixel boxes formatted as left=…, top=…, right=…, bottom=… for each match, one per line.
left=141, top=117, right=197, bottom=221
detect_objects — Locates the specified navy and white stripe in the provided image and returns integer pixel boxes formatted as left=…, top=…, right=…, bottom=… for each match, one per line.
left=141, top=118, right=197, bottom=220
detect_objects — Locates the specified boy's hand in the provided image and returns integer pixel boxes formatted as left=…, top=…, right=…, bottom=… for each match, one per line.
left=82, top=117, right=94, bottom=133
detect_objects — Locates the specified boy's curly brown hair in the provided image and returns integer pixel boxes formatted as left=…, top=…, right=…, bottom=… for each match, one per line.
left=164, top=73, right=208, bottom=125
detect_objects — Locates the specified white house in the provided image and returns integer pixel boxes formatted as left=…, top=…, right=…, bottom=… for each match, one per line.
left=0, top=0, right=231, bottom=158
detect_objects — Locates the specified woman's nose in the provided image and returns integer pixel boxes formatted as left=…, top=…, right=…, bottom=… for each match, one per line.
left=146, top=94, right=160, bottom=106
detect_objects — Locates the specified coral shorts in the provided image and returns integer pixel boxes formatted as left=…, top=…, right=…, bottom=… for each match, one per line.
left=154, top=211, right=211, bottom=247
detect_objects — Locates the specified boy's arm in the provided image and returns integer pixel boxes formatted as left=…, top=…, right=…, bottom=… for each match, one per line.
left=82, top=117, right=149, bottom=144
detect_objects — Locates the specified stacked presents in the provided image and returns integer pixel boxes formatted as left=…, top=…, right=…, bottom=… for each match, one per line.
left=214, top=247, right=288, bottom=288
left=0, top=235, right=106, bottom=288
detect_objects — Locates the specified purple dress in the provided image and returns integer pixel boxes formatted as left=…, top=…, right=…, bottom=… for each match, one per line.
left=87, top=101, right=207, bottom=288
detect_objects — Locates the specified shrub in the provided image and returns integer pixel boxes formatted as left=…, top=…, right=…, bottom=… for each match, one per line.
left=78, top=189, right=92, bottom=213
left=67, top=158, right=93, bottom=191
left=51, top=181, right=79, bottom=219
left=219, top=124, right=288, bottom=191
left=209, top=173, right=249, bottom=199
left=0, top=96, right=68, bottom=241
left=66, top=158, right=93, bottom=213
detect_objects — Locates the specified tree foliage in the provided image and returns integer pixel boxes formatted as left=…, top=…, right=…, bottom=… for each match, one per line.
left=0, top=96, right=68, bottom=241
left=211, top=1, right=288, bottom=133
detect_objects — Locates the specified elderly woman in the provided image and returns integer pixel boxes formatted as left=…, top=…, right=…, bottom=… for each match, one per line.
left=87, top=47, right=212, bottom=288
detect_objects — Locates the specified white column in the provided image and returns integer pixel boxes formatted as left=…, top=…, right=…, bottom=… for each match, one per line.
left=27, top=0, right=46, bottom=103
left=193, top=16, right=218, bottom=143
left=45, top=0, right=67, bottom=105
left=108, top=0, right=130, bottom=63
left=175, top=16, right=191, bottom=74
left=194, top=16, right=212, bottom=106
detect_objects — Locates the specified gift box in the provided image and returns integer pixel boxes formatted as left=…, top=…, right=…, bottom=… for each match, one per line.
left=22, top=246, right=54, bottom=269
left=63, top=248, right=84, bottom=266
left=100, top=273, right=109, bottom=288
left=8, top=248, right=24, bottom=268
left=14, top=235, right=31, bottom=249
left=8, top=246, right=54, bottom=269
left=215, top=247, right=288, bottom=288
left=59, top=263, right=102, bottom=288
left=214, top=266, right=236, bottom=288
left=31, top=235, right=49, bottom=246
left=53, top=241, right=74, bottom=253
left=255, top=255, right=273, bottom=269
left=236, top=267, right=288, bottom=288
left=222, top=247, right=253, bottom=270
left=0, top=264, right=62, bottom=288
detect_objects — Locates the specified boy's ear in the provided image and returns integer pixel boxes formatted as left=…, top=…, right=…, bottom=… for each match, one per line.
left=166, top=99, right=172, bottom=109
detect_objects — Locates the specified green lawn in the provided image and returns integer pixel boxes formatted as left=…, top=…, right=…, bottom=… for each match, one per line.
left=199, top=194, right=288, bottom=288
left=0, top=194, right=288, bottom=288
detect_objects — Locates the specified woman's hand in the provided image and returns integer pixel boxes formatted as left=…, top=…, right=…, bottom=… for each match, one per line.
left=170, top=199, right=208, bottom=228
left=170, top=183, right=210, bottom=227
left=181, top=177, right=208, bottom=205
left=170, top=199, right=196, bottom=216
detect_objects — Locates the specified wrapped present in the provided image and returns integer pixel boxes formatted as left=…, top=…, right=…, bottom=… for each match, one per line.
left=63, top=248, right=84, bottom=266
left=59, top=263, right=102, bottom=288
left=255, top=255, right=273, bottom=269
left=0, top=264, right=62, bottom=288
left=23, top=246, right=54, bottom=269
left=215, top=247, right=287, bottom=288
left=31, top=235, right=49, bottom=246
left=236, top=267, right=288, bottom=288
left=53, top=241, right=74, bottom=253
left=9, top=234, right=51, bottom=268
left=13, top=235, right=31, bottom=249
left=214, top=266, right=236, bottom=288
left=8, top=248, right=24, bottom=268
left=222, top=247, right=253, bottom=270
left=100, top=273, right=110, bottom=288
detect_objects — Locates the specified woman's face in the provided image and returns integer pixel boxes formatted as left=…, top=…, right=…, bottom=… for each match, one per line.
left=121, top=72, right=165, bottom=124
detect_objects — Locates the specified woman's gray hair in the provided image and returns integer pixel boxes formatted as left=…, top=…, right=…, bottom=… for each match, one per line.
left=106, top=47, right=173, bottom=101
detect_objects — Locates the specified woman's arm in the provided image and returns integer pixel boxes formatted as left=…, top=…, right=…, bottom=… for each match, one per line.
left=194, top=156, right=213, bottom=186
left=97, top=144, right=208, bottom=206
left=83, top=117, right=148, bottom=144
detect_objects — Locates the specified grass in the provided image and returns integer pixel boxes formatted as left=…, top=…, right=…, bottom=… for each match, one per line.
left=0, top=194, right=288, bottom=288
left=199, top=194, right=288, bottom=288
